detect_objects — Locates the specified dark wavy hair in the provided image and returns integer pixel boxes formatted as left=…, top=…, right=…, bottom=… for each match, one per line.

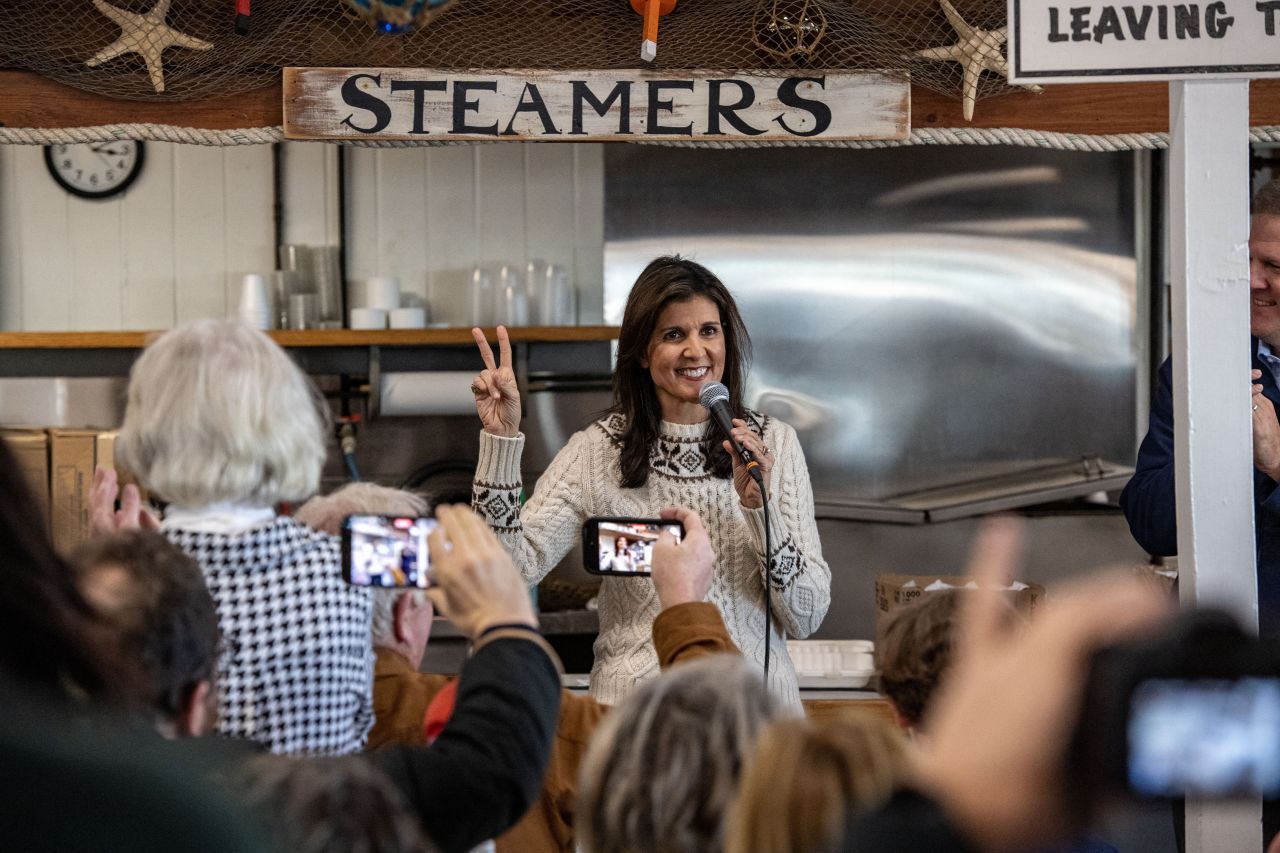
left=613, top=256, right=752, bottom=489
left=72, top=531, right=220, bottom=724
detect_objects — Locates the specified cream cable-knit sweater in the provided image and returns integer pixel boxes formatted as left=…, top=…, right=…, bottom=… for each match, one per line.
left=472, top=411, right=831, bottom=708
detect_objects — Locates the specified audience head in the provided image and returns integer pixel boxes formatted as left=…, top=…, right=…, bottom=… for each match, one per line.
left=876, top=590, right=962, bottom=732
left=296, top=483, right=433, bottom=662
left=293, top=482, right=427, bottom=537
left=729, top=716, right=911, bottom=853
left=117, top=319, right=328, bottom=508
left=236, top=754, right=437, bottom=853
left=71, top=531, right=219, bottom=737
left=578, top=654, right=784, bottom=853
left=0, top=437, right=128, bottom=697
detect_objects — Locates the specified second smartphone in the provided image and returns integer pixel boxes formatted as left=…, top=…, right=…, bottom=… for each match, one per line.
left=582, top=517, right=683, bottom=577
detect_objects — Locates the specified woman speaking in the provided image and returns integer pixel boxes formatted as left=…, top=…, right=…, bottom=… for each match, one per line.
left=469, top=256, right=830, bottom=707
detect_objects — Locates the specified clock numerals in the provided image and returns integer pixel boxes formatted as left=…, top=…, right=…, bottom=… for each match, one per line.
left=45, top=141, right=144, bottom=200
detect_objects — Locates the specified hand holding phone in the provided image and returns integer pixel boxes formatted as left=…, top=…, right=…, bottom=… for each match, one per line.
left=651, top=506, right=716, bottom=608
left=425, top=504, right=537, bottom=638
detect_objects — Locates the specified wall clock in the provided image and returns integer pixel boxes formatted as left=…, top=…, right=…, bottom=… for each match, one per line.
left=43, top=141, right=146, bottom=200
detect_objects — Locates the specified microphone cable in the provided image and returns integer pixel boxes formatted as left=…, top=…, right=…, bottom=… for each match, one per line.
left=760, top=478, right=773, bottom=693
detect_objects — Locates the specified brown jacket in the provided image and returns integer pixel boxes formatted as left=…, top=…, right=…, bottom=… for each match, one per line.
left=368, top=602, right=739, bottom=853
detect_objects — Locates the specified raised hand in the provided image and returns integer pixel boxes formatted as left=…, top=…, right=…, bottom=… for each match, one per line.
left=89, top=466, right=160, bottom=536
left=425, top=504, right=537, bottom=639
left=470, top=325, right=521, bottom=438
left=917, top=517, right=1171, bottom=852
left=723, top=418, right=774, bottom=509
left=1252, top=369, right=1280, bottom=481
left=651, top=506, right=716, bottom=608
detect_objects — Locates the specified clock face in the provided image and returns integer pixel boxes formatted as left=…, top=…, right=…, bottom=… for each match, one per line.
left=44, top=141, right=145, bottom=200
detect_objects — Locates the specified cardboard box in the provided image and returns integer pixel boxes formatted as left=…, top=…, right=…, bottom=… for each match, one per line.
left=94, top=430, right=145, bottom=501
left=874, top=573, right=1045, bottom=645
left=49, top=428, right=98, bottom=553
left=1, top=428, right=49, bottom=532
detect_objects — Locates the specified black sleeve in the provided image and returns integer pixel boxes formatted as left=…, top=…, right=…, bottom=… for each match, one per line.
left=840, top=789, right=978, bottom=853
left=371, top=637, right=561, bottom=853
left=1119, top=356, right=1179, bottom=556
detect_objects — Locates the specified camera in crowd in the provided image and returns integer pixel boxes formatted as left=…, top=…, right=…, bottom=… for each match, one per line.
left=1071, top=609, right=1280, bottom=807
left=341, top=514, right=436, bottom=588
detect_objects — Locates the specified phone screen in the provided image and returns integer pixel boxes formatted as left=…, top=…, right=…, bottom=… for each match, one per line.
left=1128, top=677, right=1280, bottom=798
left=583, top=518, right=683, bottom=577
left=342, top=514, right=437, bottom=588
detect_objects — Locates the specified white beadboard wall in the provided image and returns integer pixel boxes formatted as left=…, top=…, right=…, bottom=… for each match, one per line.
left=0, top=143, right=275, bottom=331
left=0, top=140, right=606, bottom=331
left=342, top=143, right=605, bottom=325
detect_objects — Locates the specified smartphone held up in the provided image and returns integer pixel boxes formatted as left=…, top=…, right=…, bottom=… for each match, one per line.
left=582, top=517, right=684, bottom=577
left=342, top=514, right=437, bottom=588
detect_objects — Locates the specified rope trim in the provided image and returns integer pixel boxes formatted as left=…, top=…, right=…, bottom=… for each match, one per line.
left=4, top=123, right=1280, bottom=150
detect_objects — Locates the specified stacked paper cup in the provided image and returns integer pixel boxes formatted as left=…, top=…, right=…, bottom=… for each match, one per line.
left=237, top=274, right=272, bottom=330
left=349, top=276, right=401, bottom=330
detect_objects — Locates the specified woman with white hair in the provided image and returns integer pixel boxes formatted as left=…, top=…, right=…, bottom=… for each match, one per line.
left=577, top=654, right=786, bottom=853
left=108, top=319, right=374, bottom=756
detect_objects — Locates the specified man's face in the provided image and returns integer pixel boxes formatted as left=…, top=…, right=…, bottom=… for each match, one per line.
left=1251, top=214, right=1280, bottom=343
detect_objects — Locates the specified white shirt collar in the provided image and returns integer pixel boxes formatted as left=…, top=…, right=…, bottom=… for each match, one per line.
left=162, top=503, right=276, bottom=535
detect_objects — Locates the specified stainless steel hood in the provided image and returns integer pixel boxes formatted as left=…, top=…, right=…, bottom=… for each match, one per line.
left=604, top=146, right=1140, bottom=522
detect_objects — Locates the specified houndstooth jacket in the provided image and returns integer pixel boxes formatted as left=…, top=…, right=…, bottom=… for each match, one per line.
left=167, top=517, right=374, bottom=755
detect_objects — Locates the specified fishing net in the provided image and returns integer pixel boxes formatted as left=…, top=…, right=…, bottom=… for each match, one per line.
left=0, top=0, right=1027, bottom=115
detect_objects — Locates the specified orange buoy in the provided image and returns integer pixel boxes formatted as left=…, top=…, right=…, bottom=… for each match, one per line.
left=629, top=0, right=678, bottom=62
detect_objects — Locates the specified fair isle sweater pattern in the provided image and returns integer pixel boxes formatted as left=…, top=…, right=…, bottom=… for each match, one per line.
left=471, top=413, right=832, bottom=709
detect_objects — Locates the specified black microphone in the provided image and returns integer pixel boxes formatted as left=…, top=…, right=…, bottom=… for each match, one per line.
left=699, top=380, right=763, bottom=484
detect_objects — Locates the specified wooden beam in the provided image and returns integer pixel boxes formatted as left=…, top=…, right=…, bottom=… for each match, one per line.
left=0, top=70, right=282, bottom=130
left=916, top=79, right=1280, bottom=134
left=1, top=68, right=1279, bottom=136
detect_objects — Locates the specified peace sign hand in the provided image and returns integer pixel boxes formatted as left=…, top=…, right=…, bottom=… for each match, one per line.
left=471, top=325, right=521, bottom=438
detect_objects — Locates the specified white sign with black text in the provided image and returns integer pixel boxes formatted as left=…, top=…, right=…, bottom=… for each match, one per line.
left=283, top=68, right=911, bottom=142
left=1008, top=0, right=1280, bottom=82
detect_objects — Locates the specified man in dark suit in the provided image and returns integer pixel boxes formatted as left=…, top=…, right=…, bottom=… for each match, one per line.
left=1121, top=177, right=1280, bottom=639
left=1121, top=178, right=1280, bottom=851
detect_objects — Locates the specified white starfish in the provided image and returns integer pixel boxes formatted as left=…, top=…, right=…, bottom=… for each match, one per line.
left=914, top=0, right=1042, bottom=122
left=86, top=0, right=213, bottom=94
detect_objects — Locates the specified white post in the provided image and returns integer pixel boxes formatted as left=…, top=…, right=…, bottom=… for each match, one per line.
left=1168, top=78, right=1260, bottom=853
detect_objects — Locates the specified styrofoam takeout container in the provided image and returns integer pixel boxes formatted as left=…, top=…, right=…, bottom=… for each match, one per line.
left=786, top=639, right=875, bottom=688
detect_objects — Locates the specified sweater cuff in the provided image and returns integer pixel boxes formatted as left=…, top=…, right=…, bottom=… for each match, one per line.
left=652, top=602, right=739, bottom=667
left=740, top=493, right=780, bottom=552
left=475, top=429, right=525, bottom=485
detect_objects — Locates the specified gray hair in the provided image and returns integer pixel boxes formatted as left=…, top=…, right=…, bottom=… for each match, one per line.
left=1255, top=177, right=1280, bottom=218
left=235, top=754, right=438, bottom=853
left=294, top=483, right=429, bottom=645
left=117, top=320, right=328, bottom=508
left=577, top=655, right=785, bottom=853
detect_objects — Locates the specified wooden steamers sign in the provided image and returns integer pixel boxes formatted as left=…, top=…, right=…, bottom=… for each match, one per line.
left=283, top=68, right=911, bottom=142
